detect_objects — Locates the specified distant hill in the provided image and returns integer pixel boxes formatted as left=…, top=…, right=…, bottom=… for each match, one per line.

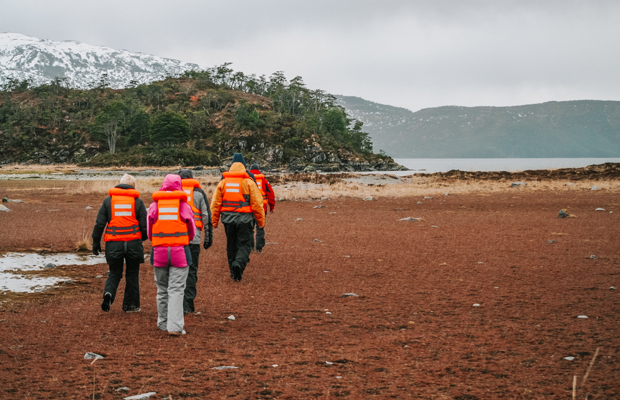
left=337, top=96, right=620, bottom=158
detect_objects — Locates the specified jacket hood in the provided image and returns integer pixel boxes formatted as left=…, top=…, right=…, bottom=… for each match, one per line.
left=229, top=162, right=248, bottom=173
left=231, top=153, right=246, bottom=167
left=178, top=169, right=193, bottom=179
left=159, top=174, right=182, bottom=191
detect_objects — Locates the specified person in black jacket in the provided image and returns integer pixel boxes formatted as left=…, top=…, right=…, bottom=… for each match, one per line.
left=178, top=169, right=213, bottom=315
left=92, top=174, right=148, bottom=313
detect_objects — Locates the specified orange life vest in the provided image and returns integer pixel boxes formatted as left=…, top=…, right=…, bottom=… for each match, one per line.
left=104, top=188, right=141, bottom=242
left=221, top=171, right=253, bottom=213
left=181, top=178, right=203, bottom=229
left=253, top=173, right=268, bottom=206
left=151, top=190, right=190, bottom=247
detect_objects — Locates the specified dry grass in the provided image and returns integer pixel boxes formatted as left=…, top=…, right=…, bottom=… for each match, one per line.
left=8, top=173, right=619, bottom=201
left=274, top=175, right=620, bottom=200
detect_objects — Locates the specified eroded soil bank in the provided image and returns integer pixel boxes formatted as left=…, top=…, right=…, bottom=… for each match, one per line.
left=0, top=183, right=619, bottom=399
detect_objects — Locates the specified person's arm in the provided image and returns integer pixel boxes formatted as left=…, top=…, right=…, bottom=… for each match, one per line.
left=146, top=203, right=157, bottom=241
left=135, top=198, right=148, bottom=241
left=180, top=202, right=196, bottom=242
left=210, top=181, right=225, bottom=228
left=91, top=198, right=110, bottom=244
left=265, top=180, right=275, bottom=213
left=196, top=188, right=213, bottom=249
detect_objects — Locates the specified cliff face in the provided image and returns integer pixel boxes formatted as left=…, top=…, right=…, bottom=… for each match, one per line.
left=338, top=96, right=620, bottom=158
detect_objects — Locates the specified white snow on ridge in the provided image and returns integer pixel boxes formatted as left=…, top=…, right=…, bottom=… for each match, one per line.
left=0, top=32, right=205, bottom=89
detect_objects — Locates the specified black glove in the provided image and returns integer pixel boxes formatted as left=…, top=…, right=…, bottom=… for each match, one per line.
left=203, top=233, right=213, bottom=250
left=203, top=224, right=213, bottom=250
left=92, top=242, right=101, bottom=256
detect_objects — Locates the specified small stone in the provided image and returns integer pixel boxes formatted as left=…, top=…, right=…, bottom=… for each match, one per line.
left=590, top=255, right=597, bottom=259
left=336, top=376, right=342, bottom=379
left=296, top=218, right=303, bottom=221
left=325, top=361, right=333, bottom=365
left=591, top=185, right=598, bottom=190
left=511, top=182, right=527, bottom=187
left=227, top=315, right=236, bottom=321
left=85, top=206, right=93, bottom=210
left=328, top=212, right=336, bottom=214
left=431, top=225, right=438, bottom=228
left=0, top=205, right=10, bottom=212
left=445, top=192, right=449, bottom=196
left=567, top=182, right=573, bottom=185
left=341, top=293, right=359, bottom=298
left=610, top=286, right=616, bottom=290
left=321, top=197, right=328, bottom=200
left=343, top=255, right=350, bottom=258
left=272, top=364, right=278, bottom=368
left=546, top=240, right=557, bottom=244
left=116, top=387, right=130, bottom=393
left=564, top=356, right=575, bottom=361
left=399, top=217, right=420, bottom=222
left=95, top=275, right=103, bottom=278
left=363, top=197, right=373, bottom=201
left=313, top=239, right=322, bottom=242
left=424, top=196, right=433, bottom=200
left=472, top=303, right=481, bottom=307
left=211, top=366, right=238, bottom=370
left=313, top=205, right=324, bottom=209
left=576, top=315, right=588, bottom=319
left=595, top=208, right=605, bottom=211
left=124, top=392, right=157, bottom=400
left=323, top=270, right=330, bottom=273
left=417, top=201, right=422, bottom=204
left=326, top=311, right=332, bottom=315
left=84, top=352, right=105, bottom=360
left=558, top=209, right=569, bottom=219
left=44, top=263, right=57, bottom=269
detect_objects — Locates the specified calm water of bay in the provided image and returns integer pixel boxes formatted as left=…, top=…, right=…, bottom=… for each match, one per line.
left=392, top=158, right=620, bottom=174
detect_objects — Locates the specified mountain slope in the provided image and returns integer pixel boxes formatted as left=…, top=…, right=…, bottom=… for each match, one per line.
left=0, top=32, right=201, bottom=89
left=337, top=96, right=620, bottom=158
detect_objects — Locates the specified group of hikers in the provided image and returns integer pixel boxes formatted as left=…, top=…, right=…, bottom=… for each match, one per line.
left=91, top=153, right=275, bottom=336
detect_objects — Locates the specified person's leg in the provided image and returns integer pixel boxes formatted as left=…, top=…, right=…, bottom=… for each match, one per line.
left=153, top=267, right=170, bottom=331
left=183, top=244, right=201, bottom=314
left=167, top=266, right=189, bottom=333
left=102, top=256, right=124, bottom=310
left=255, top=225, right=265, bottom=253
left=122, top=258, right=141, bottom=312
left=224, top=223, right=239, bottom=280
left=233, top=221, right=254, bottom=280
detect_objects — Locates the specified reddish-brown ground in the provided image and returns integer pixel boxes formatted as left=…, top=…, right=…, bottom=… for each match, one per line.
left=0, top=183, right=619, bottom=399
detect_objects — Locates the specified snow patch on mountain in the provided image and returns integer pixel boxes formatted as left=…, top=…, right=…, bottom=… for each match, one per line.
left=0, top=32, right=204, bottom=89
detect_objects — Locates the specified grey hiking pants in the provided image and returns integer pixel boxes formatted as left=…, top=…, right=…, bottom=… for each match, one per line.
left=154, top=266, right=189, bottom=333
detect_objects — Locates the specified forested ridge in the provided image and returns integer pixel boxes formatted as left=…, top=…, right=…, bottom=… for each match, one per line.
left=0, top=64, right=401, bottom=171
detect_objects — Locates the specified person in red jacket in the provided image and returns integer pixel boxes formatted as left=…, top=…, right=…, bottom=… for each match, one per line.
left=249, top=163, right=275, bottom=253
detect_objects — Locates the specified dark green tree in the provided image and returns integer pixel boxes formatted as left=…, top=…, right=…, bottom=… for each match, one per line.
left=150, top=111, right=190, bottom=146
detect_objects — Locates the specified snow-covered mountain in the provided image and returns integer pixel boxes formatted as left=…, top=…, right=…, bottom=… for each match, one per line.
left=0, top=32, right=203, bottom=89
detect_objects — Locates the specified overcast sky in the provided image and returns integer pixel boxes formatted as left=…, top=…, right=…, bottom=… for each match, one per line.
left=2, top=0, right=619, bottom=111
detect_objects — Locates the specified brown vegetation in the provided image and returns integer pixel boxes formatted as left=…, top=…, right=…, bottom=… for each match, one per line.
left=0, top=178, right=619, bottom=399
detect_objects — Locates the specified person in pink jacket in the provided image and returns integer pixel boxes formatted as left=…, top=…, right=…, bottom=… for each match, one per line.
left=147, top=174, right=196, bottom=336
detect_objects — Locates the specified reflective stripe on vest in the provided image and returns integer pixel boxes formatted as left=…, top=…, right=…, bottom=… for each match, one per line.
left=221, top=171, right=253, bottom=213
left=104, top=187, right=141, bottom=242
left=151, top=190, right=190, bottom=247
left=182, top=179, right=204, bottom=229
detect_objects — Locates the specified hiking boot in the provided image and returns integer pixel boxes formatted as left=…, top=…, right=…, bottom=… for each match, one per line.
left=232, top=263, right=242, bottom=282
left=124, top=306, right=141, bottom=313
left=101, top=292, right=112, bottom=312
left=169, top=330, right=187, bottom=336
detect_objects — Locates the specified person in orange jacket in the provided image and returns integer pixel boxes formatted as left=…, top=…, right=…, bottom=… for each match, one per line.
left=211, top=153, right=265, bottom=281
left=249, top=163, right=275, bottom=253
